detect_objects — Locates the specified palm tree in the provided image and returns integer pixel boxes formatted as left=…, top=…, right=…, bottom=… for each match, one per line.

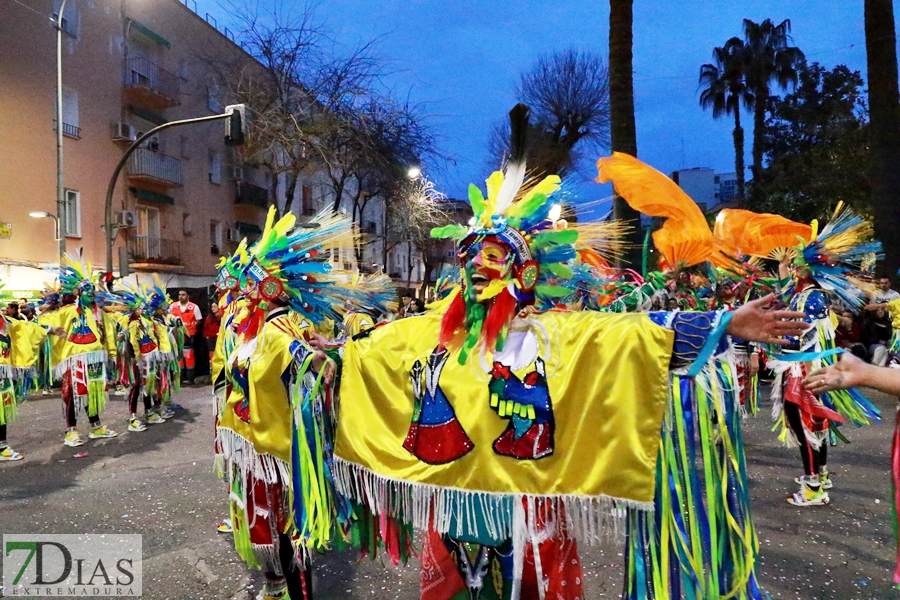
left=608, top=0, right=643, bottom=265
left=741, top=18, right=805, bottom=181
left=865, top=0, right=900, bottom=275
left=698, top=38, right=753, bottom=201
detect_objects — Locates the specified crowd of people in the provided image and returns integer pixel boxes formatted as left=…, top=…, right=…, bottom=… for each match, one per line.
left=2, top=138, right=898, bottom=599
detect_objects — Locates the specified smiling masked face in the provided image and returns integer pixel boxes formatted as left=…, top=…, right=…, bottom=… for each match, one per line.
left=463, top=237, right=516, bottom=294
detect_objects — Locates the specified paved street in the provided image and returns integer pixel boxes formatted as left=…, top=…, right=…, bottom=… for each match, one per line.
left=0, top=384, right=897, bottom=599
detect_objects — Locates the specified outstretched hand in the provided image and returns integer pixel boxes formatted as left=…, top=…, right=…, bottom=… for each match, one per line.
left=727, top=293, right=807, bottom=346
left=803, top=352, right=866, bottom=394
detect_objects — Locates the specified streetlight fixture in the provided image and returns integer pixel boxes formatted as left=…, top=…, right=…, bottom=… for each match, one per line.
left=407, top=166, right=421, bottom=179
left=55, top=0, right=69, bottom=266
left=29, top=211, right=61, bottom=241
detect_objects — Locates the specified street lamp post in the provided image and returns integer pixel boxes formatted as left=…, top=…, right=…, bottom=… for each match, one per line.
left=55, top=0, right=69, bottom=267
left=29, top=211, right=61, bottom=241
left=104, top=106, right=245, bottom=275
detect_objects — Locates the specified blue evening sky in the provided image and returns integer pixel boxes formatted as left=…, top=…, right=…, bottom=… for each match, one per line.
left=198, top=0, right=899, bottom=217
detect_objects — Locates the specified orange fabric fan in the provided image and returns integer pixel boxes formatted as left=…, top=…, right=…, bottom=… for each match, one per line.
left=713, top=209, right=812, bottom=259
left=596, top=152, right=715, bottom=267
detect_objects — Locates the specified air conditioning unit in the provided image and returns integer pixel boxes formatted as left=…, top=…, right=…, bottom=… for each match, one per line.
left=117, top=210, right=138, bottom=228
left=112, top=122, right=136, bottom=142
left=228, top=166, right=244, bottom=180
left=225, top=228, right=240, bottom=242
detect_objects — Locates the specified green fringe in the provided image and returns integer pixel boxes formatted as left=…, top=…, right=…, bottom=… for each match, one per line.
left=86, top=380, right=106, bottom=417
left=0, top=390, right=17, bottom=426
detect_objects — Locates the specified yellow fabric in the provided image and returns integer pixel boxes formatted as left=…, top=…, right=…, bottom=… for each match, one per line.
left=212, top=301, right=244, bottom=385
left=335, top=311, right=674, bottom=503
left=38, top=309, right=66, bottom=364
left=218, top=313, right=311, bottom=465
left=45, top=304, right=118, bottom=366
left=2, top=318, right=48, bottom=369
left=129, top=316, right=159, bottom=359
left=343, top=312, right=376, bottom=337
left=888, top=298, right=900, bottom=329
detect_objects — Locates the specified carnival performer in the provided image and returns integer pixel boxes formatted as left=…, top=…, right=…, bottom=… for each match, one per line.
left=0, top=282, right=62, bottom=461
left=331, top=111, right=808, bottom=600
left=101, top=281, right=161, bottom=431
left=217, top=207, right=373, bottom=600
left=766, top=204, right=882, bottom=507
left=170, top=289, right=201, bottom=385
left=43, top=253, right=119, bottom=447
left=144, top=277, right=184, bottom=417
left=36, top=282, right=62, bottom=395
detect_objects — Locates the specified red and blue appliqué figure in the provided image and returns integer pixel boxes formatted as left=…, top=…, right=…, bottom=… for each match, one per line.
left=68, top=311, right=98, bottom=345
left=231, top=358, right=252, bottom=423
left=403, top=334, right=556, bottom=465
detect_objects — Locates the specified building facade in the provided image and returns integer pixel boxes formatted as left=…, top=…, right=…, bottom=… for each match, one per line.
left=670, top=168, right=740, bottom=214
left=0, top=0, right=273, bottom=297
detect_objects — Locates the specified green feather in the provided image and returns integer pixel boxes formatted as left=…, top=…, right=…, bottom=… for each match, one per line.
left=546, top=263, right=574, bottom=279
left=469, top=184, right=486, bottom=217
left=431, top=224, right=468, bottom=240
left=507, top=193, right=548, bottom=219
left=532, top=229, right=579, bottom=248
left=536, top=284, right=572, bottom=297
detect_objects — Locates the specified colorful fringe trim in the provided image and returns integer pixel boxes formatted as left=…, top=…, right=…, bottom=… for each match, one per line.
left=626, top=357, right=762, bottom=600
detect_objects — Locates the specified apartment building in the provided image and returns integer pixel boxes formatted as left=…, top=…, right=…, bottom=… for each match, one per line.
left=670, top=168, right=740, bottom=213
left=0, top=0, right=274, bottom=297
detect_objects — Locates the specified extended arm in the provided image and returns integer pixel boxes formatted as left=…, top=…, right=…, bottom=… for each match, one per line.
left=804, top=352, right=900, bottom=397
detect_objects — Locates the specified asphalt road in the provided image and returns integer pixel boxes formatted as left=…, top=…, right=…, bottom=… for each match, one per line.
left=0, top=384, right=897, bottom=599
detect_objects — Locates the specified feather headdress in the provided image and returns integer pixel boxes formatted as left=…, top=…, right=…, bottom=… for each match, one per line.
left=242, top=206, right=360, bottom=324
left=141, top=275, right=173, bottom=313
left=99, top=279, right=145, bottom=313
left=794, top=202, right=881, bottom=311
left=215, top=238, right=250, bottom=302
left=431, top=105, right=624, bottom=361
left=59, top=251, right=97, bottom=296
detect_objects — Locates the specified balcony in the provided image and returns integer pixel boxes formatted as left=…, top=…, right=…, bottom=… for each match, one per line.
left=126, top=147, right=182, bottom=188
left=123, top=57, right=180, bottom=110
left=235, top=181, right=269, bottom=209
left=127, top=235, right=182, bottom=267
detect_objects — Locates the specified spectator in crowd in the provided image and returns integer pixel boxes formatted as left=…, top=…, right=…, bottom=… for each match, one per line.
left=650, top=296, right=663, bottom=311
left=5, top=302, right=24, bottom=320
left=835, top=310, right=868, bottom=361
left=20, top=303, right=36, bottom=322
left=864, top=306, right=892, bottom=366
left=407, top=298, right=425, bottom=315
left=866, top=275, right=900, bottom=310
left=665, top=297, right=679, bottom=311
left=170, top=290, right=202, bottom=385
left=398, top=292, right=413, bottom=318
left=203, top=302, right=222, bottom=362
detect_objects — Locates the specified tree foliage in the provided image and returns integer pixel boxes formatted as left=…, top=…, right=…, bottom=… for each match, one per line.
left=747, top=63, right=871, bottom=223
left=741, top=18, right=806, bottom=182
left=699, top=38, right=753, bottom=200
left=489, top=48, right=610, bottom=178
left=200, top=2, right=442, bottom=242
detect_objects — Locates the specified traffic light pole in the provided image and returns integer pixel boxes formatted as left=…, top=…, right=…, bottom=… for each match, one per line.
left=104, top=106, right=244, bottom=278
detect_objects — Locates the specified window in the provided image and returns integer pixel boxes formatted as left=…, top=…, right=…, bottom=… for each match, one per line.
left=137, top=206, right=160, bottom=238
left=210, top=220, right=222, bottom=253
left=61, top=88, right=79, bottom=138
left=301, top=185, right=314, bottom=215
left=207, top=81, right=223, bottom=113
left=208, top=151, right=221, bottom=184
left=62, top=189, right=80, bottom=237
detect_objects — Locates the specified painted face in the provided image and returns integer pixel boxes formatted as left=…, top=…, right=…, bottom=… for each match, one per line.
left=79, top=283, right=95, bottom=305
left=462, top=237, right=515, bottom=293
